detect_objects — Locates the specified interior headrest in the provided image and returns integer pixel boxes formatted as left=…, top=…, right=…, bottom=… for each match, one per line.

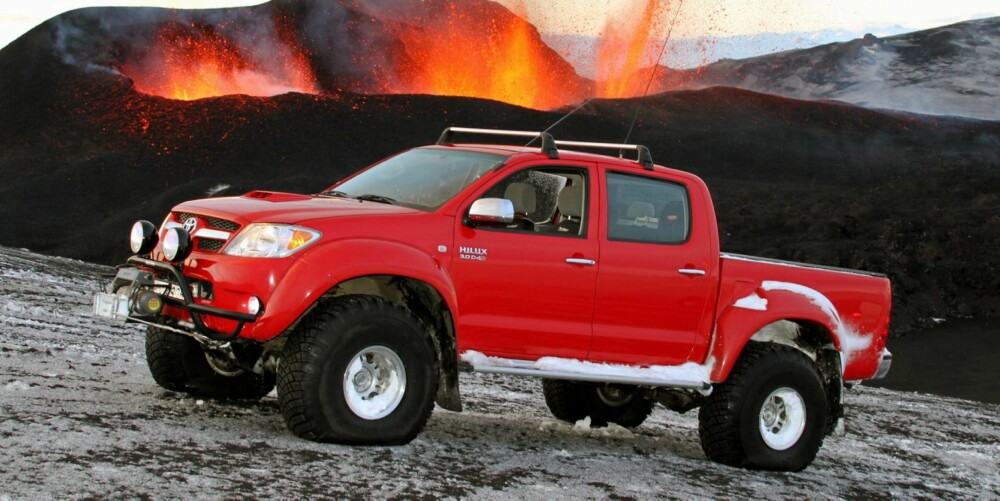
left=504, top=182, right=536, bottom=214
left=627, top=201, right=655, bottom=219
left=557, top=185, right=583, bottom=217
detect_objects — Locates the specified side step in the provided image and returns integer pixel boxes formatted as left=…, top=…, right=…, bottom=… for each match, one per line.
left=460, top=351, right=712, bottom=392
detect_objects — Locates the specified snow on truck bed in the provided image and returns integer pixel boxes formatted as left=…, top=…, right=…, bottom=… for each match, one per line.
left=1, top=246, right=998, bottom=499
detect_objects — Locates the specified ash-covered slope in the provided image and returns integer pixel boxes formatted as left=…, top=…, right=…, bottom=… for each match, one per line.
left=1, top=245, right=998, bottom=498
left=658, top=17, right=1000, bottom=120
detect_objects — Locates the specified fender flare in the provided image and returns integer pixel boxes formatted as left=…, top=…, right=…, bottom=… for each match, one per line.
left=709, top=282, right=873, bottom=382
left=245, top=238, right=458, bottom=341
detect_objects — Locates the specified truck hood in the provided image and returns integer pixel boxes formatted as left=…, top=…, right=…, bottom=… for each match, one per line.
left=173, top=191, right=421, bottom=224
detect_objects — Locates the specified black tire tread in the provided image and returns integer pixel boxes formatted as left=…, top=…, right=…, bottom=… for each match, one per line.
left=542, top=379, right=654, bottom=428
left=277, top=295, right=438, bottom=444
left=145, top=328, right=189, bottom=391
left=698, top=342, right=826, bottom=471
left=145, top=326, right=275, bottom=400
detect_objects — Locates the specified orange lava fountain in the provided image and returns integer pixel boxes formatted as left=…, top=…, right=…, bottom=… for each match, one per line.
left=595, top=0, right=673, bottom=99
left=392, top=1, right=585, bottom=109
left=125, top=23, right=318, bottom=101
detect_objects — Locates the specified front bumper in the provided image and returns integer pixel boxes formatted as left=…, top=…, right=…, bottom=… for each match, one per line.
left=93, top=256, right=258, bottom=341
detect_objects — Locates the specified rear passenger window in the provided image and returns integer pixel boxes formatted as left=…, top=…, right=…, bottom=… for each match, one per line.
left=607, top=172, right=690, bottom=244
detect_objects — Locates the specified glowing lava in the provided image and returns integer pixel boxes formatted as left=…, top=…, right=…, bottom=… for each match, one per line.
left=392, top=2, right=585, bottom=109
left=125, top=23, right=318, bottom=101
left=595, top=0, right=673, bottom=98
left=119, top=1, right=680, bottom=109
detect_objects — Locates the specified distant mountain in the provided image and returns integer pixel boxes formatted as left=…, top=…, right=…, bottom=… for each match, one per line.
left=652, top=17, right=1000, bottom=120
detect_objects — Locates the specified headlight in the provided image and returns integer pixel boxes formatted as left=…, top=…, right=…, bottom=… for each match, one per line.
left=223, top=224, right=321, bottom=258
left=130, top=220, right=159, bottom=255
left=162, top=228, right=193, bottom=262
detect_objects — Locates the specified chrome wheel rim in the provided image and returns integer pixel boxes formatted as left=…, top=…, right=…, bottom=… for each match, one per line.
left=596, top=385, right=635, bottom=407
left=758, top=387, right=807, bottom=451
left=343, top=345, right=406, bottom=420
left=204, top=351, right=244, bottom=377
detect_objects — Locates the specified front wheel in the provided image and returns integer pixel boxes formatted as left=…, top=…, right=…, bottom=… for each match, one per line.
left=145, top=327, right=275, bottom=400
left=276, top=295, right=438, bottom=444
left=698, top=343, right=828, bottom=471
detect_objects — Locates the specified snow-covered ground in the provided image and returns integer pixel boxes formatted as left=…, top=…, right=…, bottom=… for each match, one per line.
left=1, top=245, right=998, bottom=498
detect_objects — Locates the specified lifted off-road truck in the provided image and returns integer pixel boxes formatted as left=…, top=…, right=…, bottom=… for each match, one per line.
left=94, top=127, right=892, bottom=471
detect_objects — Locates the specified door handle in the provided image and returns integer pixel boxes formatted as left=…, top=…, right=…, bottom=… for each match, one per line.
left=678, top=268, right=706, bottom=276
left=566, top=258, right=596, bottom=266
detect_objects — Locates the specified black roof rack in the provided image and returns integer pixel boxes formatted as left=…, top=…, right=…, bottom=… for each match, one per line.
left=436, top=127, right=655, bottom=170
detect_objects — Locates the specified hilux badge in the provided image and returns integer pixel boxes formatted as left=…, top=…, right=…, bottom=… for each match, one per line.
left=183, top=217, right=198, bottom=233
left=459, top=246, right=487, bottom=262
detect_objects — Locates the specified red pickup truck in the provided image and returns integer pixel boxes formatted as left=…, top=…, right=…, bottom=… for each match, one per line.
left=94, top=127, right=892, bottom=471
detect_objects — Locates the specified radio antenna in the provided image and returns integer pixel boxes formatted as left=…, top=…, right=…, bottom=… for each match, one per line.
left=622, top=0, right=684, bottom=146
left=525, top=97, right=595, bottom=147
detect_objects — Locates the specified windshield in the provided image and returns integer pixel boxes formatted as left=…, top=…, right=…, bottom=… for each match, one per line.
left=323, top=148, right=507, bottom=211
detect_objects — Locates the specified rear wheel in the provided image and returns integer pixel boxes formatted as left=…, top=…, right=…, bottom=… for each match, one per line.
left=276, top=295, right=438, bottom=444
left=698, top=343, right=828, bottom=471
left=542, top=379, right=654, bottom=428
left=145, top=327, right=275, bottom=400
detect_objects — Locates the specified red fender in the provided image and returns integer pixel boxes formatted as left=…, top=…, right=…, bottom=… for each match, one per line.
left=708, top=286, right=875, bottom=382
left=242, top=238, right=457, bottom=341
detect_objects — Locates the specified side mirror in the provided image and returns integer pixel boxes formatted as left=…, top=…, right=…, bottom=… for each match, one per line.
left=467, top=198, right=514, bottom=226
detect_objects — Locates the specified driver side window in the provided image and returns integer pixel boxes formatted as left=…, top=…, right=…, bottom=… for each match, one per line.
left=475, top=167, right=588, bottom=237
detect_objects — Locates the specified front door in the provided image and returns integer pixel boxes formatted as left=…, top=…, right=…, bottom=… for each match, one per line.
left=451, top=164, right=598, bottom=360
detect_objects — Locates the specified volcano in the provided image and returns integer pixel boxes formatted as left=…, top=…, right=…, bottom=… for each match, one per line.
left=1, top=1, right=999, bottom=335
left=42, top=0, right=593, bottom=108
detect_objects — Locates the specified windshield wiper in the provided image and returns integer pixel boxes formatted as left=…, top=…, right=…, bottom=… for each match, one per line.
left=316, top=190, right=350, bottom=198
left=354, top=194, right=397, bottom=205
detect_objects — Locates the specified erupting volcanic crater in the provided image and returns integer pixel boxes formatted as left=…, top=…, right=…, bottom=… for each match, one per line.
left=99, top=0, right=672, bottom=108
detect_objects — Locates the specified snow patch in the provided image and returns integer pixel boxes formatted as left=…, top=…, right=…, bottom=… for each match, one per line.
left=460, top=350, right=518, bottom=368
left=534, top=357, right=711, bottom=387
left=539, top=418, right=636, bottom=439
left=461, top=351, right=712, bottom=387
left=733, top=292, right=768, bottom=311
left=206, top=184, right=231, bottom=197
left=573, top=416, right=592, bottom=431
left=4, top=381, right=30, bottom=391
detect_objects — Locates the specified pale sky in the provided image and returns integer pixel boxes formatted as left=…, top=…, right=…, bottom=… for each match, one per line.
left=2, top=0, right=998, bottom=52
left=493, top=0, right=1000, bottom=38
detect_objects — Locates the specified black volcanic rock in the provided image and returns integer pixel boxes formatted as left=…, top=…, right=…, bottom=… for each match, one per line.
left=1, top=3, right=999, bottom=336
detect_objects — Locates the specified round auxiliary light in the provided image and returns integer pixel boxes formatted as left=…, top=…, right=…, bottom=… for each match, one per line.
left=129, top=220, right=159, bottom=255
left=247, top=296, right=261, bottom=316
left=162, top=228, right=193, bottom=263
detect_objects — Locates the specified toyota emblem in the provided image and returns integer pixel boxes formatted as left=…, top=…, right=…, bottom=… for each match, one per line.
left=183, top=217, right=198, bottom=233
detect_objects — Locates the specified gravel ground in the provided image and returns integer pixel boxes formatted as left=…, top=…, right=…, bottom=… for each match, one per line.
left=1, top=246, right=998, bottom=499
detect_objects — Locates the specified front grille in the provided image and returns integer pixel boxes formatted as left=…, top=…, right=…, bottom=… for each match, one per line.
left=175, top=212, right=241, bottom=232
left=198, top=239, right=225, bottom=252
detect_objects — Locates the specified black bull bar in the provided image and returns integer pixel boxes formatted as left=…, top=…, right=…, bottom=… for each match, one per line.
left=114, top=256, right=257, bottom=341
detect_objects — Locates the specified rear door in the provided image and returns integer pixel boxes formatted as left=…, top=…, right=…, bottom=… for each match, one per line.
left=590, top=168, right=718, bottom=366
left=451, top=162, right=599, bottom=359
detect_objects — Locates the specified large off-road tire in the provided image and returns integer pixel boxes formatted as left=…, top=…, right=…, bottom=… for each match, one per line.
left=145, top=327, right=275, bottom=400
left=276, top=295, right=438, bottom=444
left=698, top=342, right=828, bottom=471
left=542, top=379, right=654, bottom=428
